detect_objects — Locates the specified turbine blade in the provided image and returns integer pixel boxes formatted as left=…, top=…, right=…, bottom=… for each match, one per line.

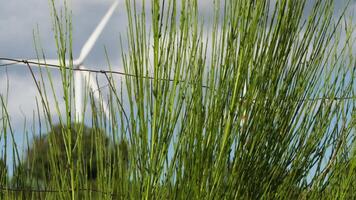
left=75, top=69, right=83, bottom=122
left=77, top=1, right=119, bottom=64
left=0, top=59, right=27, bottom=66
left=81, top=66, right=110, bottom=119
left=240, top=81, right=248, bottom=127
left=243, top=81, right=247, bottom=96
left=27, top=59, right=62, bottom=66
left=0, top=59, right=65, bottom=67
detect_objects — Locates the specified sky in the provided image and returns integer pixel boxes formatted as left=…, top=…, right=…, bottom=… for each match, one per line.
left=0, top=0, right=355, bottom=169
left=0, top=0, right=127, bottom=127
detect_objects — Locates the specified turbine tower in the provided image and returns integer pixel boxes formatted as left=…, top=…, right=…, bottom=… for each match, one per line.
left=1, top=1, right=119, bottom=122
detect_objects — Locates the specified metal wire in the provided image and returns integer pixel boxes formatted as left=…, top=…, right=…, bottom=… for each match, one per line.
left=0, top=57, right=355, bottom=102
left=0, top=187, right=115, bottom=197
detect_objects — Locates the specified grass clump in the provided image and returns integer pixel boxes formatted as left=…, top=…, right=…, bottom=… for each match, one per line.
left=0, top=0, right=355, bottom=199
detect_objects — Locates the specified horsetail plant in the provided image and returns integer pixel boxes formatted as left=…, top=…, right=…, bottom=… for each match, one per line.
left=0, top=0, right=355, bottom=199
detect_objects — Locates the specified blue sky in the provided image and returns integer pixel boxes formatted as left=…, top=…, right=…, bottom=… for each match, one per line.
left=0, top=0, right=355, bottom=172
left=0, top=1, right=130, bottom=129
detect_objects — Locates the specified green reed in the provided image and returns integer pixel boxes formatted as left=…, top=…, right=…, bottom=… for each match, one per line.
left=0, top=0, right=355, bottom=199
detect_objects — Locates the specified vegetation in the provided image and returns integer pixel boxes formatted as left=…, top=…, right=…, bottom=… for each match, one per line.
left=8, top=124, right=129, bottom=199
left=0, top=0, right=355, bottom=199
left=16, top=124, right=125, bottom=182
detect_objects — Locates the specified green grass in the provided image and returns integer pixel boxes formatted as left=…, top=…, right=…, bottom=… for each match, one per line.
left=0, top=0, right=355, bottom=199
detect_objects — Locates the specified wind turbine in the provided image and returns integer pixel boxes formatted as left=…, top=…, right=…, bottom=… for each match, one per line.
left=1, top=1, right=119, bottom=122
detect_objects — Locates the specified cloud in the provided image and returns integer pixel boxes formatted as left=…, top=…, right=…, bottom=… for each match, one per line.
left=0, top=0, right=354, bottom=134
left=0, top=68, right=66, bottom=129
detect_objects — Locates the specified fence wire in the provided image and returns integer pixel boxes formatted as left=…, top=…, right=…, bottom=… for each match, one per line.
left=0, top=57, right=355, bottom=196
left=0, top=57, right=355, bottom=102
left=0, top=187, right=116, bottom=197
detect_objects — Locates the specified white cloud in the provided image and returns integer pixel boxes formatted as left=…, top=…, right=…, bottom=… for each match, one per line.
left=0, top=70, right=66, bottom=130
left=0, top=0, right=354, bottom=134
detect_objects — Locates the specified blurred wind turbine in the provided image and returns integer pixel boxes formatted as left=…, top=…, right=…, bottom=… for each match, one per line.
left=1, top=0, right=119, bottom=121
left=240, top=82, right=248, bottom=127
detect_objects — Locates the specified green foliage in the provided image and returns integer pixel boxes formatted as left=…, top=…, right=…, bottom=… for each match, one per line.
left=0, top=159, right=7, bottom=200
left=0, top=159, right=7, bottom=187
left=0, top=0, right=355, bottom=199
left=10, top=124, right=129, bottom=199
left=24, top=124, right=111, bottom=182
